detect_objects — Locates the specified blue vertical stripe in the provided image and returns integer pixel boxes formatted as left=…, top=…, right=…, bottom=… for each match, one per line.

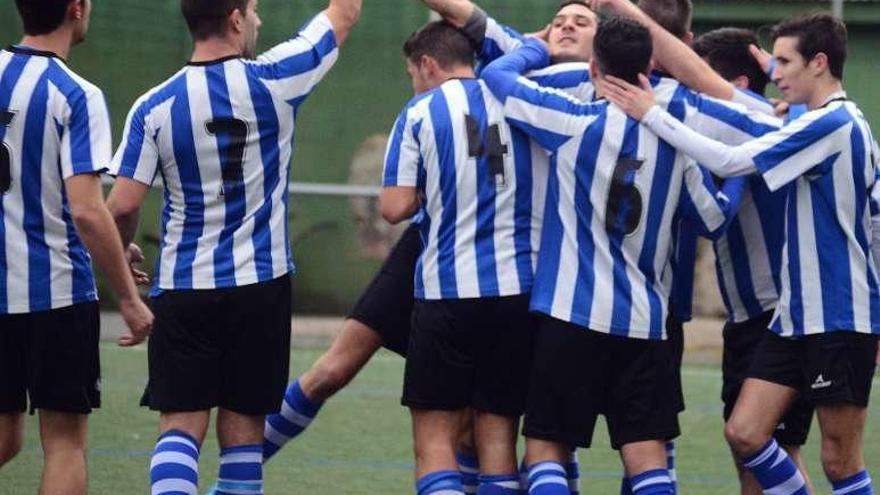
left=782, top=189, right=805, bottom=335
left=245, top=73, right=279, bottom=281
left=0, top=53, right=29, bottom=312
left=530, top=156, right=564, bottom=314
left=609, top=117, right=641, bottom=335
left=60, top=190, right=95, bottom=304
left=430, top=91, right=459, bottom=299
left=169, top=75, right=204, bottom=289
left=511, top=129, right=534, bottom=291
left=22, top=71, right=51, bottom=308
left=569, top=114, right=606, bottom=325
left=811, top=153, right=854, bottom=331
left=48, top=61, right=93, bottom=174
left=465, top=82, right=499, bottom=296
left=206, top=64, right=247, bottom=284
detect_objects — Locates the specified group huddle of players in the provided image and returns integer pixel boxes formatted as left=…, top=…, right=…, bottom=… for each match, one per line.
left=1, top=0, right=878, bottom=494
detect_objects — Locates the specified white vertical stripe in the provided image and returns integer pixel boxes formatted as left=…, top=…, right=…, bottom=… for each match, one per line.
left=795, top=181, right=824, bottom=331
left=42, top=83, right=72, bottom=306
left=714, top=232, right=748, bottom=321
left=186, top=68, right=224, bottom=288
left=418, top=97, right=442, bottom=299
left=739, top=190, right=779, bottom=314
left=157, top=114, right=186, bottom=290
left=487, top=89, right=520, bottom=295
left=444, top=82, right=479, bottom=297
left=224, top=63, right=260, bottom=286
left=550, top=137, right=587, bottom=324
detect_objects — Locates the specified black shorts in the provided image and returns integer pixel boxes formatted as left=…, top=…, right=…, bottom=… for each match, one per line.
left=748, top=330, right=879, bottom=408
left=0, top=302, right=101, bottom=415
left=349, top=223, right=421, bottom=357
left=523, top=316, right=680, bottom=450
left=142, top=276, right=292, bottom=415
left=722, top=312, right=814, bottom=446
left=402, top=294, right=534, bottom=416
left=666, top=312, right=686, bottom=413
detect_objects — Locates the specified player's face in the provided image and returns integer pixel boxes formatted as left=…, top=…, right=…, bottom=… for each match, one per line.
left=72, top=0, right=92, bottom=44
left=547, top=4, right=597, bottom=63
left=241, top=0, right=262, bottom=58
left=771, top=36, right=812, bottom=104
left=405, top=58, right=430, bottom=94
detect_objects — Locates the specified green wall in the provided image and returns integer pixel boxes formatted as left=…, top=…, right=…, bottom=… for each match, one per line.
left=2, top=1, right=878, bottom=313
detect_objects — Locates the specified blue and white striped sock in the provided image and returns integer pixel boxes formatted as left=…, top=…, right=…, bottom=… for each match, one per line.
left=832, top=470, right=873, bottom=495
left=215, top=444, right=263, bottom=495
left=150, top=430, right=200, bottom=495
left=478, top=473, right=522, bottom=494
left=742, top=439, right=808, bottom=495
left=263, top=379, right=322, bottom=460
left=665, top=441, right=677, bottom=494
left=457, top=451, right=480, bottom=494
left=566, top=450, right=580, bottom=495
left=417, top=470, right=465, bottom=495
left=630, top=469, right=674, bottom=495
left=527, top=462, right=569, bottom=495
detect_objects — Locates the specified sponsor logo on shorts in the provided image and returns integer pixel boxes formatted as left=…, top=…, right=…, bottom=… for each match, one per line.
left=810, top=374, right=832, bottom=390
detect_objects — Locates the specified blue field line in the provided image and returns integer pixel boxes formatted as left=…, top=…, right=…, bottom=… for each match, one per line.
left=22, top=446, right=737, bottom=487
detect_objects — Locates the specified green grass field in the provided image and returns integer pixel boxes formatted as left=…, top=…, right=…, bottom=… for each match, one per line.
left=1, top=344, right=878, bottom=494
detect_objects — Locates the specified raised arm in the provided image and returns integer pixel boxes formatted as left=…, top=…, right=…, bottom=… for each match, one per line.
left=420, top=0, right=476, bottom=27
left=324, top=0, right=362, bottom=46
left=482, top=39, right=601, bottom=150
left=591, top=0, right=735, bottom=100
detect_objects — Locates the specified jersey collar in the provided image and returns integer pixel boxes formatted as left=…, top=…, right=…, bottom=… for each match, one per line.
left=6, top=44, right=65, bottom=62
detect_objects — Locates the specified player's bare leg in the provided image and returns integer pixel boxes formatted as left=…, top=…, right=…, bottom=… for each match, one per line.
left=816, top=403, right=867, bottom=482
left=217, top=409, right=263, bottom=447
left=412, top=409, right=462, bottom=478
left=38, top=410, right=88, bottom=495
left=724, top=379, right=797, bottom=456
left=0, top=412, right=24, bottom=467
left=159, top=411, right=211, bottom=445
left=725, top=379, right=809, bottom=493
left=299, top=318, right=384, bottom=402
left=474, top=411, right=518, bottom=485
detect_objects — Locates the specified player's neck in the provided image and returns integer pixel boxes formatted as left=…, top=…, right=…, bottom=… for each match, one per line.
left=190, top=38, right=242, bottom=64
left=19, top=30, right=74, bottom=60
left=439, top=66, right=476, bottom=83
left=806, top=79, right=845, bottom=110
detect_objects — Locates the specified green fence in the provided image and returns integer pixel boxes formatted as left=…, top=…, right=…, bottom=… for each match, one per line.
left=2, top=1, right=878, bottom=313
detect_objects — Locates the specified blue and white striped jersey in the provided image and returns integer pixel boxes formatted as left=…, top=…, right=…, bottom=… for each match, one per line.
left=472, top=12, right=595, bottom=269
left=482, top=41, right=778, bottom=339
left=0, top=46, right=111, bottom=314
left=383, top=78, right=533, bottom=300
left=643, top=92, right=880, bottom=336
left=711, top=101, right=810, bottom=323
left=111, top=14, right=338, bottom=295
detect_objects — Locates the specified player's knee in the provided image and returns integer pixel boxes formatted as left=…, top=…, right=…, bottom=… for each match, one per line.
left=308, top=360, right=355, bottom=400
left=724, top=420, right=766, bottom=457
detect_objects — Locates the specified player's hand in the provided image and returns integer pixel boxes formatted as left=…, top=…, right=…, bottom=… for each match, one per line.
left=769, top=98, right=791, bottom=119
left=749, top=44, right=773, bottom=76
left=126, top=243, right=150, bottom=286
left=118, top=296, right=153, bottom=347
left=589, top=0, right=637, bottom=16
left=601, top=73, right=656, bottom=121
left=526, top=24, right=551, bottom=43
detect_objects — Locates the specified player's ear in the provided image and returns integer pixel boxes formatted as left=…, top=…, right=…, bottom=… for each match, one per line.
left=68, top=0, right=84, bottom=21
left=810, top=52, right=829, bottom=77
left=229, top=7, right=246, bottom=35
left=589, top=59, right=600, bottom=81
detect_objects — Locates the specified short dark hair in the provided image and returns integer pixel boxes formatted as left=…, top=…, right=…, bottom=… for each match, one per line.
left=694, top=27, right=769, bottom=95
left=181, top=0, right=249, bottom=41
left=557, top=0, right=592, bottom=12
left=773, top=12, right=847, bottom=80
left=593, top=16, right=653, bottom=85
left=638, top=0, right=692, bottom=40
left=403, top=21, right=475, bottom=70
left=14, top=0, right=73, bottom=35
